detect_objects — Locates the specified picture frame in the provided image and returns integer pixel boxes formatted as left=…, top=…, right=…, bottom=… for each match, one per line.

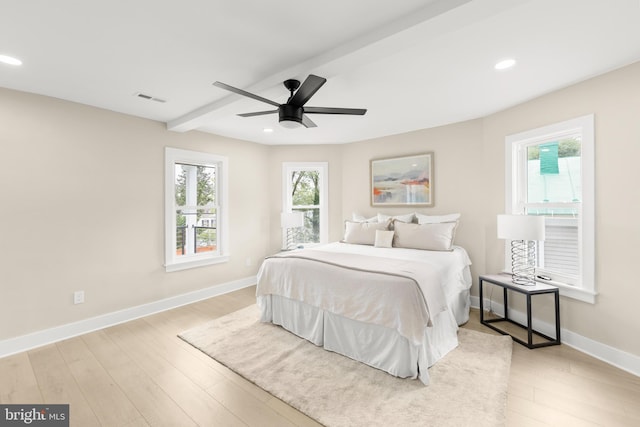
left=370, top=152, right=434, bottom=207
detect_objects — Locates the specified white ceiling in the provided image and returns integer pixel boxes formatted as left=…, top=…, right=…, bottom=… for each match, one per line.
left=2, top=0, right=639, bottom=145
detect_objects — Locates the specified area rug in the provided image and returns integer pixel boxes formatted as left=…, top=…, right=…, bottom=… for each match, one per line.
left=179, top=305, right=512, bottom=427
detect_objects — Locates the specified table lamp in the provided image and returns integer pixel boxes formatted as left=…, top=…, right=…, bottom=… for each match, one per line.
left=497, top=214, right=545, bottom=285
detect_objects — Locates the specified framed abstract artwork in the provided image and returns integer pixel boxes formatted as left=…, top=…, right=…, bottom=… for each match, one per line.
left=370, top=152, right=434, bottom=207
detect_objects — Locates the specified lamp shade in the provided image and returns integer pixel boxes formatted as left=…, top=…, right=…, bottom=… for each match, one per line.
left=497, top=214, right=545, bottom=241
left=281, top=211, right=304, bottom=229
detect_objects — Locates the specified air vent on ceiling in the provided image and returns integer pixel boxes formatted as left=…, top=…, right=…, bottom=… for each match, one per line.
left=134, top=92, right=166, bottom=103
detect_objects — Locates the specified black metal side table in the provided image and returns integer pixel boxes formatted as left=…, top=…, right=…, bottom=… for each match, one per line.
left=479, top=274, right=561, bottom=349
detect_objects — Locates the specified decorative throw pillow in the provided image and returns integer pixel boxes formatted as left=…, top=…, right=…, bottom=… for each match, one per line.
left=393, top=220, right=458, bottom=251
left=415, top=212, right=461, bottom=224
left=374, top=230, right=394, bottom=248
left=343, top=220, right=390, bottom=245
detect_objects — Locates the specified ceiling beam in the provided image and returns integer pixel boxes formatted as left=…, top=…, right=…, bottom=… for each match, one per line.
left=166, top=0, right=473, bottom=133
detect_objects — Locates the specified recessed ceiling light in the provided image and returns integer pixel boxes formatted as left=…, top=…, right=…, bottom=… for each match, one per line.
left=0, top=54, right=22, bottom=66
left=495, top=58, right=516, bottom=70
left=263, top=128, right=274, bottom=133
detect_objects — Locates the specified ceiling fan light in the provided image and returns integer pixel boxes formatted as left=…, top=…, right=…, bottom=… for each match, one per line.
left=279, top=119, right=303, bottom=129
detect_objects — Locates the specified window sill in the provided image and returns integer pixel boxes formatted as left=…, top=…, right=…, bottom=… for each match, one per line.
left=553, top=281, right=597, bottom=304
left=165, top=255, right=229, bottom=272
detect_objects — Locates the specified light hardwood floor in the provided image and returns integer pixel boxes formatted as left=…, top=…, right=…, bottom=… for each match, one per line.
left=1, top=286, right=639, bottom=426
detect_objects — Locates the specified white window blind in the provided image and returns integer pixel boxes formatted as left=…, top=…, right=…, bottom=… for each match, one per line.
left=540, top=218, right=579, bottom=277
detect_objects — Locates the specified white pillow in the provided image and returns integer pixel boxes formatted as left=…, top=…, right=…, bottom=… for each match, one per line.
left=352, top=212, right=378, bottom=223
left=343, top=220, right=390, bottom=245
left=374, top=230, right=394, bottom=248
left=393, top=221, right=458, bottom=251
left=377, top=212, right=415, bottom=224
left=415, top=213, right=461, bottom=224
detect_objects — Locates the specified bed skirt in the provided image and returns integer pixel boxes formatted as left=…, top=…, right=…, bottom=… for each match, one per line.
left=257, top=294, right=459, bottom=385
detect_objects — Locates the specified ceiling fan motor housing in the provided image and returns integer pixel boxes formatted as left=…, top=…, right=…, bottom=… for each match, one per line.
left=279, top=104, right=304, bottom=127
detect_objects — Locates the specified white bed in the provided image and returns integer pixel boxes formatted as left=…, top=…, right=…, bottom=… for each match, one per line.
left=256, top=240, right=472, bottom=385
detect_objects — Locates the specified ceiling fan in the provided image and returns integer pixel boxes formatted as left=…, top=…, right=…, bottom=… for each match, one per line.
left=213, top=74, right=367, bottom=129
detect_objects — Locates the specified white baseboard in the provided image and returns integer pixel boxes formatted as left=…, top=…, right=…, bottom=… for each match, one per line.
left=471, top=295, right=640, bottom=378
left=0, top=276, right=256, bottom=359
left=4, top=285, right=637, bottom=379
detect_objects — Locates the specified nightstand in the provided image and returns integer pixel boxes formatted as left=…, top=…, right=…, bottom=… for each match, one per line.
left=479, top=274, right=561, bottom=349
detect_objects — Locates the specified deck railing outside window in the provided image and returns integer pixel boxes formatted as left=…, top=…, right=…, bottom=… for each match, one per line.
left=176, top=225, right=217, bottom=255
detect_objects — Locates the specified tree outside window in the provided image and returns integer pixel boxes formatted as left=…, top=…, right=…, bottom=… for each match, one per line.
left=283, top=162, right=328, bottom=247
left=291, top=170, right=320, bottom=244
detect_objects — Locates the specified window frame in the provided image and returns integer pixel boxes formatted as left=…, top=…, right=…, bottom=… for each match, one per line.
left=165, top=147, right=229, bottom=272
left=505, top=115, right=595, bottom=303
left=282, top=162, right=328, bottom=248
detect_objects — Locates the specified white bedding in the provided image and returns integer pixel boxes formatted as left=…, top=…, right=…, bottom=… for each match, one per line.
left=256, top=242, right=472, bottom=384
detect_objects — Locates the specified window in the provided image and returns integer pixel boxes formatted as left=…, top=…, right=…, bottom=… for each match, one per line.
left=282, top=162, right=328, bottom=248
left=165, top=147, right=229, bottom=272
left=505, top=115, right=595, bottom=303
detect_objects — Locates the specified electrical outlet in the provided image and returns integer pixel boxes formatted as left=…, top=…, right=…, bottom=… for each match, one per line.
left=245, top=257, right=252, bottom=267
left=74, top=291, right=85, bottom=304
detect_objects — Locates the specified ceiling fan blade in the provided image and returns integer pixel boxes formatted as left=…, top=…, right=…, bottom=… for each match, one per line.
left=288, top=75, right=326, bottom=107
left=305, top=107, right=367, bottom=115
left=213, top=81, right=280, bottom=107
left=301, top=115, right=317, bottom=128
left=237, top=110, right=278, bottom=117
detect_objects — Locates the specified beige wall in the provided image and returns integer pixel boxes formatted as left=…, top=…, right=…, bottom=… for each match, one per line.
left=0, top=88, right=271, bottom=340
left=2, top=60, right=639, bottom=359
left=483, top=62, right=640, bottom=355
left=331, top=61, right=639, bottom=357
left=339, top=119, right=486, bottom=280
